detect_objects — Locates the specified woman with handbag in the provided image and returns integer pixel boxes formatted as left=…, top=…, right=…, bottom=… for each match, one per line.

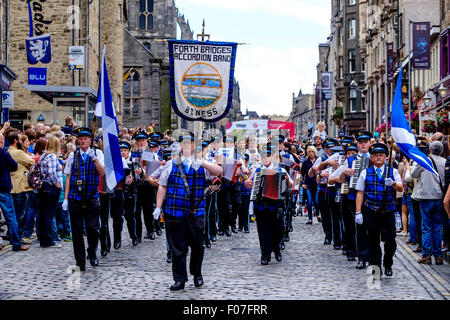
left=38, top=136, right=63, bottom=248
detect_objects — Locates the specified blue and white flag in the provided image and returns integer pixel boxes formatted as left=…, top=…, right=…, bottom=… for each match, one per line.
left=391, top=69, right=437, bottom=176
left=95, top=46, right=124, bottom=190
left=26, top=34, right=52, bottom=64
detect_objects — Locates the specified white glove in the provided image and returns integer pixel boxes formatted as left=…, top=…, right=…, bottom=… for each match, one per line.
left=384, top=178, right=394, bottom=187
left=191, top=159, right=203, bottom=171
left=62, top=199, right=68, bottom=211
left=87, top=149, right=97, bottom=161
left=153, top=207, right=161, bottom=220
left=355, top=212, right=363, bottom=225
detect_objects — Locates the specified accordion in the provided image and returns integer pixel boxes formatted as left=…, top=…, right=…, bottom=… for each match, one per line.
left=250, top=168, right=288, bottom=201
left=349, top=156, right=370, bottom=189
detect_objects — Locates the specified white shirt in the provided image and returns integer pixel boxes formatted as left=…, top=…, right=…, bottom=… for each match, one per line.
left=64, top=148, right=105, bottom=175
left=355, top=164, right=402, bottom=192
left=158, top=155, right=211, bottom=187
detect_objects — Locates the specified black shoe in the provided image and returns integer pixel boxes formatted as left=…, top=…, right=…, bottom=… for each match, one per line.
left=170, top=281, right=185, bottom=291
left=167, top=252, right=172, bottom=263
left=211, top=235, right=217, bottom=242
left=194, top=276, right=204, bottom=288
left=283, top=235, right=290, bottom=242
left=149, top=232, right=155, bottom=240
left=100, top=249, right=108, bottom=257
left=132, top=238, right=139, bottom=246
left=261, top=259, right=269, bottom=265
left=288, top=226, right=293, bottom=232
left=324, top=239, right=331, bottom=245
left=306, top=220, right=312, bottom=225
left=384, top=267, right=393, bottom=277
left=113, top=241, right=121, bottom=249
left=205, top=242, right=211, bottom=248
left=217, top=230, right=224, bottom=236
left=356, top=260, right=366, bottom=269
left=231, top=226, right=238, bottom=233
left=244, top=228, right=250, bottom=233
left=90, top=257, right=99, bottom=267
left=160, top=222, right=165, bottom=229
left=225, top=228, right=232, bottom=237
left=334, top=245, right=341, bottom=250
left=238, top=227, right=243, bottom=232
left=76, top=263, right=86, bottom=271
left=275, top=252, right=282, bottom=262
left=137, top=238, right=142, bottom=243
left=347, top=255, right=356, bottom=261
left=156, top=230, right=162, bottom=237
left=280, top=243, right=285, bottom=250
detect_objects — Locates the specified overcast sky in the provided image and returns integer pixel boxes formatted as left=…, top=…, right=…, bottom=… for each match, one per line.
left=175, top=0, right=331, bottom=116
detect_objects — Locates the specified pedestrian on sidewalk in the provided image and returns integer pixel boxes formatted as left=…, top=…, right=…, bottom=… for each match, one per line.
left=0, top=133, right=29, bottom=252
left=412, top=141, right=446, bottom=265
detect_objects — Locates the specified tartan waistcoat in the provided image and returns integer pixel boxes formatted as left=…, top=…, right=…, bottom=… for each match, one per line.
left=364, top=166, right=396, bottom=211
left=318, top=155, right=328, bottom=192
left=163, top=160, right=207, bottom=217
left=69, top=150, right=100, bottom=200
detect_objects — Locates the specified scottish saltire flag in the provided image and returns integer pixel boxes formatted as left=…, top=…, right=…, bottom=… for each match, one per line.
left=391, top=68, right=437, bottom=176
left=95, top=46, right=124, bottom=189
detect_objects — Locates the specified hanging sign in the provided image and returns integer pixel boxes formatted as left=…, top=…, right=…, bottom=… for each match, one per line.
left=412, top=22, right=430, bottom=70
left=69, top=46, right=85, bottom=70
left=168, top=40, right=238, bottom=122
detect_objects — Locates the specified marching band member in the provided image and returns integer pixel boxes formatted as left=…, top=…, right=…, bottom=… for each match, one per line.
left=355, top=143, right=403, bottom=278
left=152, top=131, right=223, bottom=291
left=217, top=135, right=242, bottom=236
left=328, top=143, right=359, bottom=261
left=63, top=127, right=105, bottom=271
left=338, top=131, right=373, bottom=269
left=244, top=144, right=293, bottom=265
left=309, top=138, right=341, bottom=246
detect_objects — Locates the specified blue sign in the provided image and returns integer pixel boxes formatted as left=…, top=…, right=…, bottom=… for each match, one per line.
left=26, top=34, right=52, bottom=65
left=28, top=68, right=47, bottom=85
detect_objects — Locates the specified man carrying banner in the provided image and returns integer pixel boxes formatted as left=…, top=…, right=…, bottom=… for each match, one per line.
left=63, top=127, right=105, bottom=271
left=152, top=131, right=223, bottom=291
left=355, top=143, right=403, bottom=278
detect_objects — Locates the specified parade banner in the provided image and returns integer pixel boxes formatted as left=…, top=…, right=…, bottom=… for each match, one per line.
left=226, top=120, right=268, bottom=131
left=387, top=42, right=394, bottom=82
left=412, top=22, right=430, bottom=69
left=168, top=40, right=238, bottom=122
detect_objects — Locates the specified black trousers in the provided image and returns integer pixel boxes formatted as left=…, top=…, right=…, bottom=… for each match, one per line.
left=341, top=194, right=356, bottom=257
left=318, top=189, right=332, bottom=241
left=412, top=198, right=422, bottom=247
left=364, top=206, right=397, bottom=269
left=99, top=191, right=124, bottom=251
left=217, top=183, right=241, bottom=231
left=165, top=213, right=205, bottom=283
left=135, top=183, right=157, bottom=238
left=69, top=198, right=100, bottom=267
left=350, top=197, right=370, bottom=261
left=327, top=187, right=342, bottom=247
left=123, top=192, right=137, bottom=240
left=205, top=193, right=217, bottom=242
left=239, top=194, right=250, bottom=230
left=283, top=194, right=295, bottom=237
left=254, top=203, right=284, bottom=261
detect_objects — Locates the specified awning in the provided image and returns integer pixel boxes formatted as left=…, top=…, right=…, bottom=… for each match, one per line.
left=23, top=84, right=97, bottom=105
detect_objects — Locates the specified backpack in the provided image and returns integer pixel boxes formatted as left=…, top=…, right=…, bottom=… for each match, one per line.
left=27, top=153, right=48, bottom=190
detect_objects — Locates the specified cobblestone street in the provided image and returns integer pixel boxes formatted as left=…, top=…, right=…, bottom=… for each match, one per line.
left=0, top=212, right=449, bottom=300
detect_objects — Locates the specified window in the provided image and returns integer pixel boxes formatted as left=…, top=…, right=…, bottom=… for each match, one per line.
left=349, top=50, right=356, bottom=73
left=361, top=60, right=366, bottom=73
left=139, top=0, right=154, bottom=30
left=132, top=72, right=140, bottom=96
left=349, top=19, right=356, bottom=39
left=339, top=56, right=344, bottom=79
left=361, top=92, right=366, bottom=111
left=132, top=99, right=140, bottom=117
left=350, top=88, right=357, bottom=112
left=339, top=0, right=344, bottom=11
left=143, top=42, right=151, bottom=51
left=338, top=27, right=342, bottom=45
left=349, top=0, right=356, bottom=5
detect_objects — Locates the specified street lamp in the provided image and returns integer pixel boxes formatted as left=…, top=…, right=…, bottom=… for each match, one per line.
left=423, top=91, right=432, bottom=108
left=438, top=83, right=448, bottom=98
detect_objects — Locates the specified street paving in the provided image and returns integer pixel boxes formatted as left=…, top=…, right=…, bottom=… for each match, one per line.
left=0, top=212, right=449, bottom=300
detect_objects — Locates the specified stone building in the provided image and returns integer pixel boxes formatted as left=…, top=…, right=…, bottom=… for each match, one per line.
left=7, top=0, right=125, bottom=128
left=288, top=89, right=314, bottom=138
